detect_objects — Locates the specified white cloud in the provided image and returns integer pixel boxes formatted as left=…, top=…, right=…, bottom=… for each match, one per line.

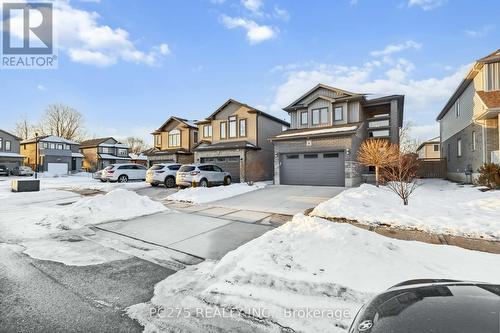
left=37, top=84, right=46, bottom=91
left=241, top=0, right=264, bottom=14
left=370, top=40, right=422, bottom=57
left=3, top=0, right=170, bottom=67
left=273, top=5, right=290, bottom=21
left=408, top=0, right=447, bottom=10
left=220, top=15, right=277, bottom=44
left=411, top=123, right=439, bottom=141
left=464, top=25, right=494, bottom=38
left=267, top=59, right=470, bottom=140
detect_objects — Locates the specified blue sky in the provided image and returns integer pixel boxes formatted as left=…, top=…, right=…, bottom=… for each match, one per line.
left=1, top=0, right=498, bottom=143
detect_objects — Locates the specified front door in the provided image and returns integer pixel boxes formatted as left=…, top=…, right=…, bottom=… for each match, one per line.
left=71, top=158, right=76, bottom=171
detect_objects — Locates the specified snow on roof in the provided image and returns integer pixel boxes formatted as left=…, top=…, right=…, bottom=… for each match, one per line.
left=40, top=136, right=79, bottom=145
left=98, top=154, right=131, bottom=160
left=0, top=152, right=25, bottom=158
left=129, top=153, right=148, bottom=160
left=71, top=152, right=84, bottom=158
left=275, top=125, right=358, bottom=138
left=100, top=143, right=129, bottom=148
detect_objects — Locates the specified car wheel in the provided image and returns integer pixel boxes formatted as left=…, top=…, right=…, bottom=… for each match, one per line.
left=224, top=176, right=231, bottom=186
left=150, top=183, right=159, bottom=187
left=100, top=179, right=107, bottom=183
left=164, top=176, right=176, bottom=188
left=199, top=178, right=208, bottom=187
left=118, top=175, right=129, bottom=183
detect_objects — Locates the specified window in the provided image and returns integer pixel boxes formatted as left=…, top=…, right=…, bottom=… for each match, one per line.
left=203, top=125, right=212, bottom=138
left=472, top=131, right=476, bottom=151
left=286, top=154, right=299, bottom=159
left=168, top=165, right=181, bottom=171
left=300, top=111, right=308, bottom=125
left=433, top=144, right=439, bottom=152
left=369, top=129, right=390, bottom=138
left=57, top=144, right=63, bottom=150
left=5, top=140, right=11, bottom=151
left=64, top=144, right=70, bottom=150
left=455, top=100, right=460, bottom=117
left=228, top=116, right=237, bottom=138
left=118, top=148, right=128, bottom=156
left=457, top=139, right=462, bottom=157
left=220, top=122, right=227, bottom=139
left=193, top=131, right=198, bottom=144
left=50, top=143, right=56, bottom=149
left=447, top=144, right=450, bottom=161
left=311, top=107, right=328, bottom=125
left=0, top=137, right=2, bottom=150
left=368, top=120, right=390, bottom=128
left=485, top=62, right=500, bottom=91
left=168, top=129, right=180, bottom=147
left=334, top=107, right=343, bottom=121
left=213, top=165, right=223, bottom=172
left=155, top=135, right=161, bottom=146
left=304, top=154, right=318, bottom=159
left=312, top=109, right=320, bottom=125
left=239, top=119, right=246, bottom=137
left=324, top=153, right=339, bottom=158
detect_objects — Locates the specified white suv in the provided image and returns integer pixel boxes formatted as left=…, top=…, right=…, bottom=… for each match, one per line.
left=176, top=163, right=232, bottom=187
left=146, top=163, right=181, bottom=188
left=101, top=163, right=147, bottom=183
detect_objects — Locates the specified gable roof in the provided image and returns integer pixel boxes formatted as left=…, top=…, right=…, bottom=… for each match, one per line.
left=283, top=83, right=361, bottom=111
left=153, top=116, right=197, bottom=134
left=437, top=49, right=500, bottom=120
left=22, top=135, right=79, bottom=145
left=476, top=90, right=500, bottom=109
left=0, top=129, right=22, bottom=140
left=200, top=99, right=289, bottom=126
left=416, top=137, right=440, bottom=152
left=79, top=137, right=117, bottom=148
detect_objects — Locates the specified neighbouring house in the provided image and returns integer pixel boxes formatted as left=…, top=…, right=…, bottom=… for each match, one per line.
left=145, top=116, right=198, bottom=167
left=417, top=137, right=441, bottom=159
left=0, top=129, right=24, bottom=169
left=129, top=153, right=148, bottom=166
left=79, top=137, right=131, bottom=171
left=436, top=49, right=500, bottom=182
left=270, top=84, right=404, bottom=187
left=20, top=135, right=83, bottom=174
left=194, top=99, right=290, bottom=183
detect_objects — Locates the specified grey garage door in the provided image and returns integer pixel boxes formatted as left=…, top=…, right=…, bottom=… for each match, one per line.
left=200, top=156, right=241, bottom=183
left=280, top=152, right=345, bottom=186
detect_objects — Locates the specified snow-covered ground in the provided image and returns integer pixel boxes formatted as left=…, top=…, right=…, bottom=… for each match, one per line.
left=166, top=182, right=267, bottom=204
left=127, top=214, right=500, bottom=333
left=0, top=174, right=166, bottom=265
left=312, top=179, right=500, bottom=240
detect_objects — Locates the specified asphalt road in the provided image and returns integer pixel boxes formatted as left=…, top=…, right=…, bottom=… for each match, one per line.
left=0, top=244, right=174, bottom=333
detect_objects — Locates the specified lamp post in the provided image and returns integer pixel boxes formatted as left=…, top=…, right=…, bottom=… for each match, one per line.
left=34, top=132, right=39, bottom=179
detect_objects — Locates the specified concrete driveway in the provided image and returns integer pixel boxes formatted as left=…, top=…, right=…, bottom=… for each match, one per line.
left=208, top=185, right=345, bottom=215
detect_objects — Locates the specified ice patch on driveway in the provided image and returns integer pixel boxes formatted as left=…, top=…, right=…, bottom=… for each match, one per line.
left=166, top=183, right=267, bottom=204
left=38, top=189, right=168, bottom=230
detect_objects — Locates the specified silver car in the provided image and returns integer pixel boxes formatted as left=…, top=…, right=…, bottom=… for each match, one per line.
left=10, top=166, right=34, bottom=176
left=176, top=163, right=232, bottom=187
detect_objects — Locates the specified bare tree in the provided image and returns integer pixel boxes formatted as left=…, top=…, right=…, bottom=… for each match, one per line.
left=125, top=137, right=149, bottom=154
left=399, top=122, right=422, bottom=155
left=14, top=115, right=37, bottom=140
left=40, top=104, right=85, bottom=141
left=382, top=153, right=420, bottom=205
left=357, top=139, right=399, bottom=187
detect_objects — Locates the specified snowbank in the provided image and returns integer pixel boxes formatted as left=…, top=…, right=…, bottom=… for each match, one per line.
left=166, top=182, right=267, bottom=204
left=312, top=179, right=500, bottom=240
left=128, top=214, right=500, bottom=332
left=38, top=189, right=168, bottom=230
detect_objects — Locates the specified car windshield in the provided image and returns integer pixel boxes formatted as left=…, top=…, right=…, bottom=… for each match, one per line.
left=179, top=165, right=195, bottom=172
left=0, top=165, right=6, bottom=170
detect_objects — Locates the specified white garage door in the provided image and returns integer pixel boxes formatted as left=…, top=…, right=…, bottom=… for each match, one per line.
left=48, top=163, right=68, bottom=175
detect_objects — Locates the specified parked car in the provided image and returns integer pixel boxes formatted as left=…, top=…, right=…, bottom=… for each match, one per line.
left=176, top=163, right=231, bottom=187
left=10, top=166, right=34, bottom=176
left=348, top=279, right=500, bottom=333
left=93, top=169, right=104, bottom=182
left=146, top=163, right=181, bottom=188
left=101, top=163, right=147, bottom=183
left=0, top=165, right=9, bottom=176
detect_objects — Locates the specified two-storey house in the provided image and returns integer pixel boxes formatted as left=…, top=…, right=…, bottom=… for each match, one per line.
left=416, top=137, right=441, bottom=160
left=79, top=137, right=130, bottom=171
left=147, top=116, right=198, bottom=166
left=270, top=84, right=404, bottom=187
left=194, top=99, right=290, bottom=182
left=0, top=129, right=24, bottom=169
left=437, top=50, right=500, bottom=182
left=20, top=135, right=83, bottom=174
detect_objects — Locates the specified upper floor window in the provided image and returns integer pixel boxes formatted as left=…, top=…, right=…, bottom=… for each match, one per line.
left=155, top=134, right=161, bottom=146
left=168, top=129, right=180, bottom=147
left=5, top=140, right=11, bottom=151
left=239, top=119, right=247, bottom=137
left=457, top=138, right=462, bottom=157
left=193, top=131, right=198, bottom=144
left=334, top=107, right=343, bottom=121
left=369, top=129, right=390, bottom=138
left=50, top=143, right=56, bottom=149
left=485, top=62, right=500, bottom=91
left=472, top=131, right=476, bottom=151
left=433, top=144, right=439, bottom=152
left=117, top=148, right=128, bottom=156
left=220, top=122, right=227, bottom=139
left=312, top=108, right=328, bottom=125
left=0, top=138, right=3, bottom=150
left=300, top=111, right=308, bottom=125
left=203, top=125, right=212, bottom=138
left=228, top=116, right=237, bottom=138
left=102, top=147, right=112, bottom=154
left=57, top=143, right=63, bottom=150
left=368, top=119, right=389, bottom=128
left=455, top=100, right=460, bottom=117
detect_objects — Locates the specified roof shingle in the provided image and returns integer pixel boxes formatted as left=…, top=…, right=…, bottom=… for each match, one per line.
left=477, top=90, right=500, bottom=109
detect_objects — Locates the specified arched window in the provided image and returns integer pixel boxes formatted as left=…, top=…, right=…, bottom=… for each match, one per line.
left=168, top=129, right=180, bottom=147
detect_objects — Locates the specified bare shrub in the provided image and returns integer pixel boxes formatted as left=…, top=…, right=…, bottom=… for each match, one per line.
left=382, top=153, right=420, bottom=205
